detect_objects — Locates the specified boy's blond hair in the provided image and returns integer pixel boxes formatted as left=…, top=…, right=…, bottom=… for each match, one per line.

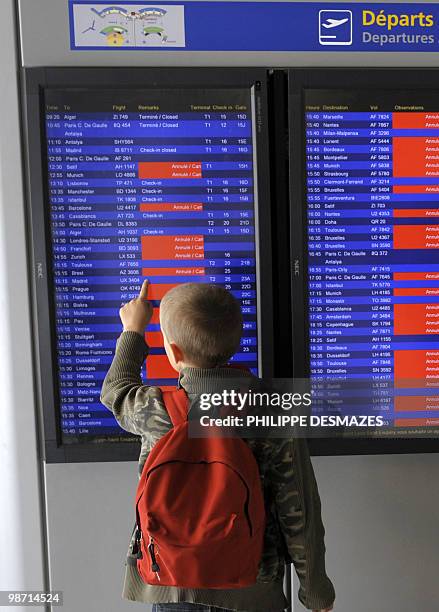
left=160, top=283, right=243, bottom=368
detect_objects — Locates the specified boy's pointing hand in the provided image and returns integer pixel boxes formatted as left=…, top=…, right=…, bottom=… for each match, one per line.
left=120, top=279, right=154, bottom=336
left=139, top=279, right=150, bottom=301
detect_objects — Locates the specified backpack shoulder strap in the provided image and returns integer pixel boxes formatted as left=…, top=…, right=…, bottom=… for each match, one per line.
left=161, top=388, right=189, bottom=427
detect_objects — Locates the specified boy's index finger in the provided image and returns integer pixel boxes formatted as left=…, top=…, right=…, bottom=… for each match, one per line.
left=139, top=279, right=149, bottom=300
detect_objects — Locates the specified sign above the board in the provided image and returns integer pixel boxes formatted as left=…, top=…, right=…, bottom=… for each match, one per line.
left=69, top=1, right=439, bottom=52
left=71, top=3, right=186, bottom=48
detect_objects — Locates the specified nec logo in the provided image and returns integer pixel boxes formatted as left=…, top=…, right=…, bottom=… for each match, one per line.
left=319, top=10, right=353, bottom=46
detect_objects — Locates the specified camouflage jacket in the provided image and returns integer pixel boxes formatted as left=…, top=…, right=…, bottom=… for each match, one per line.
left=100, top=332, right=335, bottom=611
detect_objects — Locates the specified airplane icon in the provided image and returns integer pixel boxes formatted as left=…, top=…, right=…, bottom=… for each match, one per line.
left=322, top=17, right=349, bottom=29
left=319, top=10, right=352, bottom=45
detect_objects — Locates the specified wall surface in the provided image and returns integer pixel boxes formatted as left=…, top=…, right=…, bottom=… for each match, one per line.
left=44, top=462, right=142, bottom=612
left=11, top=1, right=439, bottom=612
left=0, top=0, right=46, bottom=609
left=295, top=454, right=439, bottom=612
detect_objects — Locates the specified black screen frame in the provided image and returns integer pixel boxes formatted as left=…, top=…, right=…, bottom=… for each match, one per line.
left=22, top=67, right=274, bottom=463
left=288, top=68, right=439, bottom=456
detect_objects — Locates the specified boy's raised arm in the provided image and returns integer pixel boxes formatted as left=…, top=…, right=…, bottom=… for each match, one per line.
left=268, top=437, right=335, bottom=611
left=100, top=281, right=169, bottom=437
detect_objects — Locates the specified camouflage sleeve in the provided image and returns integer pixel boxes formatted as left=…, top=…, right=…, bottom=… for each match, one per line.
left=100, top=331, right=172, bottom=472
left=267, top=437, right=335, bottom=610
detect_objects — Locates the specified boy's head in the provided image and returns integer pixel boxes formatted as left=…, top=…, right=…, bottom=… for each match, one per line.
left=160, top=283, right=243, bottom=371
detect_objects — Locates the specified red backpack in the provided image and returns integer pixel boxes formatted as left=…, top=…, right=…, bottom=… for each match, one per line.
left=134, top=388, right=266, bottom=589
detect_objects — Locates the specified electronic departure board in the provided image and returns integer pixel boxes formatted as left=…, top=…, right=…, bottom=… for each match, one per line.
left=46, top=88, right=261, bottom=442
left=301, top=86, right=439, bottom=445
left=24, top=68, right=272, bottom=461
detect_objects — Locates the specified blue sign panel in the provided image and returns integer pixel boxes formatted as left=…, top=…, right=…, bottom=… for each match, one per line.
left=69, top=1, right=439, bottom=52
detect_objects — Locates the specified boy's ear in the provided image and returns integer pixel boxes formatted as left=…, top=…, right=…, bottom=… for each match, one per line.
left=169, top=342, right=185, bottom=366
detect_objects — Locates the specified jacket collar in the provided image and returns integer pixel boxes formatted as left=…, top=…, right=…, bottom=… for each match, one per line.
left=178, top=365, right=254, bottom=395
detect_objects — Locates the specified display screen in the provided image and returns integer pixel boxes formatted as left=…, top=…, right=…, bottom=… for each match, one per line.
left=304, top=90, right=439, bottom=435
left=44, top=88, right=260, bottom=442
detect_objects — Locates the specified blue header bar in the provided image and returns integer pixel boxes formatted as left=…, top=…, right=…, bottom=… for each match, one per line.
left=69, top=1, right=439, bottom=52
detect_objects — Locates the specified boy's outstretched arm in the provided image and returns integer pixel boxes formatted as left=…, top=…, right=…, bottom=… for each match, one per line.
left=100, top=281, right=171, bottom=459
left=267, top=437, right=335, bottom=611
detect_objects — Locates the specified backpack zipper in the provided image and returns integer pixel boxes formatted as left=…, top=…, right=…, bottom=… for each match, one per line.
left=154, top=541, right=172, bottom=577
left=147, top=536, right=161, bottom=580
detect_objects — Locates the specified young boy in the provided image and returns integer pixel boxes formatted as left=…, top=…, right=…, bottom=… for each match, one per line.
left=100, top=280, right=335, bottom=612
